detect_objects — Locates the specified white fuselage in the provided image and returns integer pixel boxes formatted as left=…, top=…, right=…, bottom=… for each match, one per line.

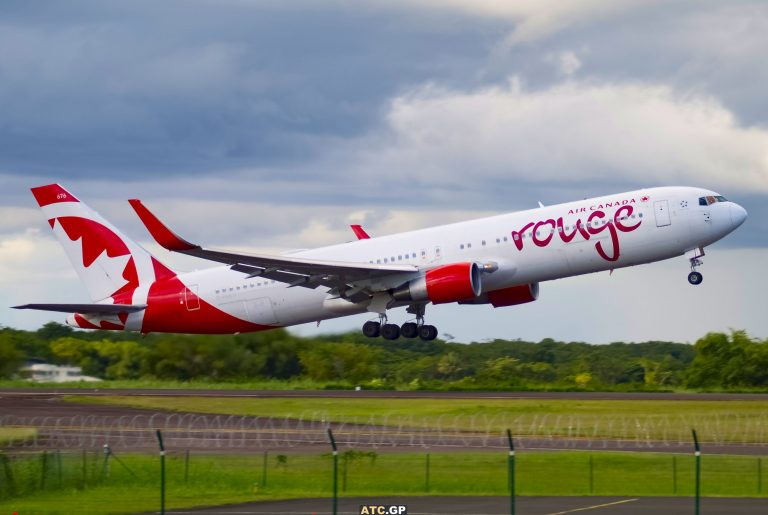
left=141, top=186, right=744, bottom=331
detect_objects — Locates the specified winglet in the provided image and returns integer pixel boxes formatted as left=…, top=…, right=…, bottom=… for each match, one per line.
left=350, top=224, right=371, bottom=240
left=128, top=199, right=199, bottom=251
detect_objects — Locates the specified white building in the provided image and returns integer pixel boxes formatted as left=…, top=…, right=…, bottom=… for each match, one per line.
left=22, top=363, right=101, bottom=383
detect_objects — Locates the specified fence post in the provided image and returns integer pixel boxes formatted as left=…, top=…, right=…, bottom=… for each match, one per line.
left=692, top=429, right=701, bottom=515
left=81, top=450, right=87, bottom=488
left=758, top=457, right=762, bottom=495
left=507, top=429, right=515, bottom=515
left=588, top=454, right=594, bottom=494
left=185, top=450, right=190, bottom=483
left=0, top=453, right=15, bottom=498
left=327, top=428, right=338, bottom=515
left=40, top=451, right=48, bottom=491
left=342, top=452, right=348, bottom=492
left=102, top=444, right=111, bottom=479
left=425, top=453, right=430, bottom=493
left=261, top=450, right=266, bottom=488
left=57, top=450, right=63, bottom=488
left=672, top=455, right=677, bottom=495
left=156, top=430, right=166, bottom=515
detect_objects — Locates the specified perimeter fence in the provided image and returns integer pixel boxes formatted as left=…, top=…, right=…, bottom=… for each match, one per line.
left=2, top=411, right=768, bottom=452
left=0, top=445, right=765, bottom=505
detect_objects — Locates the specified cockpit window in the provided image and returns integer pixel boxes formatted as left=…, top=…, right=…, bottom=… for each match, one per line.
left=698, top=195, right=728, bottom=206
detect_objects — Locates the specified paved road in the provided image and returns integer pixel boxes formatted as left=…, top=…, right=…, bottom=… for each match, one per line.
left=163, top=496, right=768, bottom=514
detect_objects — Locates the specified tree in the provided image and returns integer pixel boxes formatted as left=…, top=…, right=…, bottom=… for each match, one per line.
left=94, top=340, right=149, bottom=379
left=299, top=343, right=379, bottom=383
left=436, top=352, right=464, bottom=379
left=49, top=337, right=102, bottom=376
left=0, top=334, right=23, bottom=378
left=686, top=331, right=768, bottom=388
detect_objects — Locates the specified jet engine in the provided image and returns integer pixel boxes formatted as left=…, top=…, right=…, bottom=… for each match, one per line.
left=392, top=262, right=482, bottom=304
left=486, top=283, right=539, bottom=307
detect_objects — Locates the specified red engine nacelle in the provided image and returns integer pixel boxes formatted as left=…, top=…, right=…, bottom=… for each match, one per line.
left=392, top=262, right=482, bottom=304
left=486, top=283, right=539, bottom=307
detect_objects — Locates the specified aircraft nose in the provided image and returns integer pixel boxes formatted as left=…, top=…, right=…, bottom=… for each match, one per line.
left=730, top=203, right=747, bottom=228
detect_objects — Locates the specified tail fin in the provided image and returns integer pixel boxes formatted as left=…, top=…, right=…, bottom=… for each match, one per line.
left=31, top=184, right=176, bottom=304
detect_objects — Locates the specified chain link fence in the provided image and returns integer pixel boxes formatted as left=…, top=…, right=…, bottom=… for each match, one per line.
left=3, top=411, right=768, bottom=453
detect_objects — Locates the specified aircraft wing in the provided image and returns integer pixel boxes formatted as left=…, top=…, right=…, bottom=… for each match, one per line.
left=13, top=303, right=147, bottom=314
left=128, top=200, right=419, bottom=300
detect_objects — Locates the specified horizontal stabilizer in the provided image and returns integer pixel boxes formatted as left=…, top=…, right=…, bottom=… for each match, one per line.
left=12, top=303, right=147, bottom=314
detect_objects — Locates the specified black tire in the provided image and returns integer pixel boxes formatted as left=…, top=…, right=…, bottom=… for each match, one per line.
left=419, top=324, right=438, bottom=341
left=381, top=323, right=401, bottom=340
left=362, top=321, right=381, bottom=338
left=687, top=271, right=703, bottom=285
left=400, top=322, right=418, bottom=339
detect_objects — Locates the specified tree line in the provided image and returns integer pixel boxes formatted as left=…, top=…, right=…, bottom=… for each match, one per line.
left=0, top=323, right=766, bottom=390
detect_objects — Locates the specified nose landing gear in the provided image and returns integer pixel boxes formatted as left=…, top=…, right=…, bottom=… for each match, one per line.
left=687, top=247, right=705, bottom=285
left=687, top=271, right=703, bottom=285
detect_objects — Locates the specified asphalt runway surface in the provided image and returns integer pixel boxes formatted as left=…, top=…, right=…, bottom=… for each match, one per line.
left=5, top=387, right=768, bottom=401
left=162, top=496, right=768, bottom=514
left=2, top=389, right=768, bottom=455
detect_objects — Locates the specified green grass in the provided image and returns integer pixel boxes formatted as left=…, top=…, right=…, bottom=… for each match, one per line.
left=65, top=395, right=768, bottom=444
left=0, top=378, right=345, bottom=390
left=0, top=427, right=37, bottom=445
left=0, top=451, right=765, bottom=514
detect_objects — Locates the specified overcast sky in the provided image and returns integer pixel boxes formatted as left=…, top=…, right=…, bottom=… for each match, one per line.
left=1, top=0, right=766, bottom=344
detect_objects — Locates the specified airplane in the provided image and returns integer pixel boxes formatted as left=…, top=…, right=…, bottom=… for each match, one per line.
left=14, top=184, right=747, bottom=340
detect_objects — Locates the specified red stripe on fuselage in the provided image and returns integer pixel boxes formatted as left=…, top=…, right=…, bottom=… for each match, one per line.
left=141, top=275, right=276, bottom=334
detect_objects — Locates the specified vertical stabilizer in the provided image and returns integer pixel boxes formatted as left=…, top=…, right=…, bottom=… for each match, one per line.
left=31, top=184, right=176, bottom=305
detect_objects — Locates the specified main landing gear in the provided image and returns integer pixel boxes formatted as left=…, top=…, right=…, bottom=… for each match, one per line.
left=687, top=247, right=705, bottom=285
left=361, top=304, right=438, bottom=341
left=361, top=320, right=438, bottom=341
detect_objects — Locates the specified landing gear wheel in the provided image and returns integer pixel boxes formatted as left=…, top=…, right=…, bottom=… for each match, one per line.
left=419, top=324, right=438, bottom=341
left=381, top=323, right=401, bottom=340
left=688, top=271, right=703, bottom=285
left=400, top=322, right=418, bottom=339
left=362, top=321, right=381, bottom=338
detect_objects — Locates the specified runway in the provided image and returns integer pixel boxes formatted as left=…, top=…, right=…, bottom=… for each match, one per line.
left=163, top=496, right=768, bottom=514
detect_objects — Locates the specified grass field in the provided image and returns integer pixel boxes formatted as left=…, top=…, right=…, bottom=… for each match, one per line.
left=0, top=451, right=765, bottom=514
left=66, top=395, right=768, bottom=444
left=0, top=427, right=37, bottom=445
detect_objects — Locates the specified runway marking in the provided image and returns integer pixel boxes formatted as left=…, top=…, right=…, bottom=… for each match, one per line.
left=546, top=498, right=639, bottom=514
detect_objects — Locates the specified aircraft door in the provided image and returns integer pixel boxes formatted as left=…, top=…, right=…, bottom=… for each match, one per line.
left=184, top=284, right=201, bottom=311
left=654, top=200, right=671, bottom=227
left=245, top=297, right=278, bottom=325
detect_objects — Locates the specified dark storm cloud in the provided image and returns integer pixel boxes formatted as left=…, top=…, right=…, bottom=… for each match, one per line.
left=0, top=0, right=500, bottom=177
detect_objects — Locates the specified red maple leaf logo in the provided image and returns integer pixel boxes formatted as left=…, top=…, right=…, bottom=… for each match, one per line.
left=641, top=196, right=649, bottom=202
